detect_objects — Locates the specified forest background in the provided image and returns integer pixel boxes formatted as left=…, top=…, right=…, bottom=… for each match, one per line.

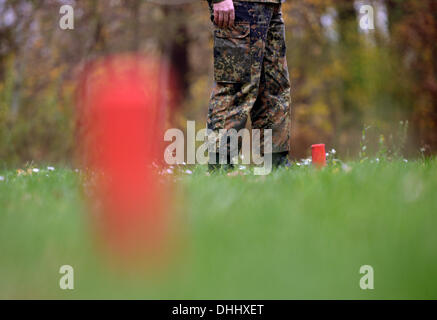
left=0, top=0, right=436, bottom=165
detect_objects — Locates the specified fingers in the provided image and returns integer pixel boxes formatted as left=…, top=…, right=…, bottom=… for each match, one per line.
left=214, top=9, right=235, bottom=29
left=222, top=11, right=229, bottom=29
left=218, top=11, right=224, bottom=28
left=229, top=10, right=235, bottom=28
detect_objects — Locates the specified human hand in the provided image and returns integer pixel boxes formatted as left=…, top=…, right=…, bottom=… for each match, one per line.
left=213, top=0, right=235, bottom=29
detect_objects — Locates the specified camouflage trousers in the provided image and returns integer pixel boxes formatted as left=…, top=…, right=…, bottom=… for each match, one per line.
left=207, top=2, right=291, bottom=156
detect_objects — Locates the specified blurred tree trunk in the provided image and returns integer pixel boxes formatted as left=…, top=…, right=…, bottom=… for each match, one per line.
left=386, top=0, right=404, bottom=33
left=159, top=4, right=191, bottom=120
left=87, top=0, right=107, bottom=57
left=3, top=0, right=43, bottom=116
left=386, top=0, right=437, bottom=153
left=129, top=0, right=141, bottom=52
left=334, top=0, right=360, bottom=151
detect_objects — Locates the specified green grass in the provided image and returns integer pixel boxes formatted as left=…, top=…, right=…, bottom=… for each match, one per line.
left=1, top=160, right=437, bottom=299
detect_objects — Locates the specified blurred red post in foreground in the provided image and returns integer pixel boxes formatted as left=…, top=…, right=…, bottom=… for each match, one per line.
left=76, top=55, right=171, bottom=264
left=312, top=144, right=326, bottom=168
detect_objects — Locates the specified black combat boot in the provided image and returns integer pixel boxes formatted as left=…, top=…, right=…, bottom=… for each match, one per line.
left=271, top=151, right=291, bottom=168
left=208, top=153, right=234, bottom=172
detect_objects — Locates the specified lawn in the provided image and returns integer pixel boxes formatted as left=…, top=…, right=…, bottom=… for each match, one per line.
left=1, top=159, right=437, bottom=299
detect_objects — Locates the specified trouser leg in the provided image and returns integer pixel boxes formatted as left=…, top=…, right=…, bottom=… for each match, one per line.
left=250, top=4, right=291, bottom=156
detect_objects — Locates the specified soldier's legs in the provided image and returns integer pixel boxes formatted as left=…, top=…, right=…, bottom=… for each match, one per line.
left=207, top=2, right=274, bottom=169
left=250, top=4, right=291, bottom=166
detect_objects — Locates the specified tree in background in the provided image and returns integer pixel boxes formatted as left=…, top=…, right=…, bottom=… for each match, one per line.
left=387, top=0, right=437, bottom=154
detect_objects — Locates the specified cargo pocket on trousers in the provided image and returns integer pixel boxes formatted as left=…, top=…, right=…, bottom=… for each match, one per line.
left=214, top=23, right=251, bottom=83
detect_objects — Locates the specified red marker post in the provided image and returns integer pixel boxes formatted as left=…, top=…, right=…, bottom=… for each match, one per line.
left=312, top=144, right=326, bottom=168
left=76, top=55, right=172, bottom=267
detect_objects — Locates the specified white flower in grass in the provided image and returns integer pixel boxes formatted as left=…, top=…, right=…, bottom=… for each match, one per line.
left=403, top=159, right=408, bottom=163
left=239, top=165, right=246, bottom=170
left=302, top=158, right=312, bottom=166
left=0, top=176, right=4, bottom=181
left=331, top=149, right=336, bottom=154
left=185, top=169, right=193, bottom=175
left=47, top=166, right=55, bottom=171
left=341, top=163, right=352, bottom=173
left=32, top=168, right=40, bottom=173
